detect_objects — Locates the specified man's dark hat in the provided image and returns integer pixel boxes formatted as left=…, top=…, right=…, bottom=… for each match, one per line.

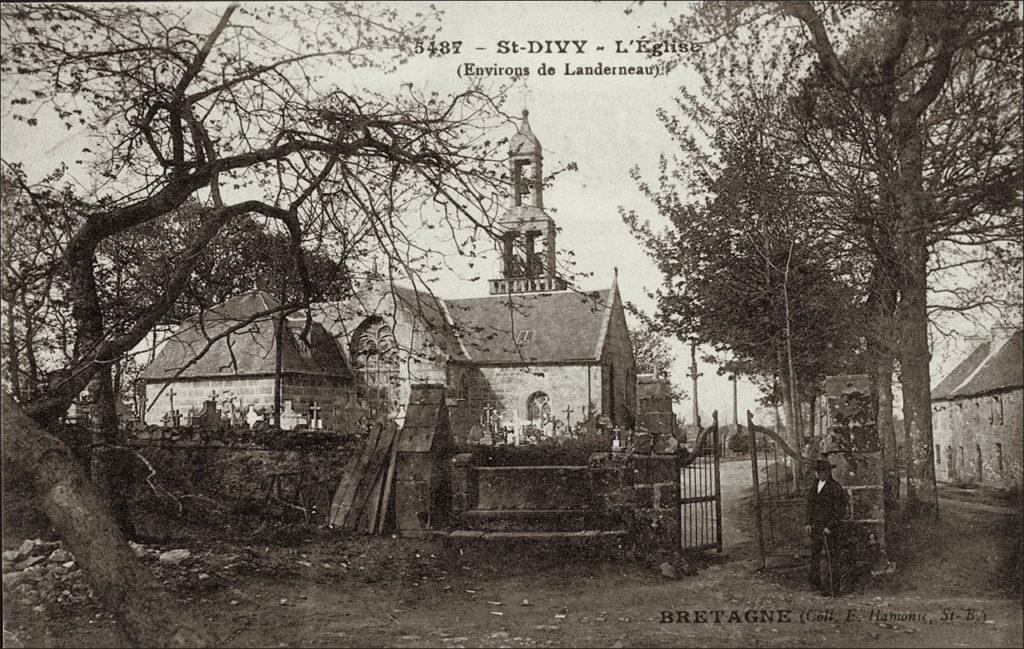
left=814, top=458, right=835, bottom=471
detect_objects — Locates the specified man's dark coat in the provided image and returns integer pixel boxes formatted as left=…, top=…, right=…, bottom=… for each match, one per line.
left=805, top=476, right=848, bottom=531
left=805, top=474, right=850, bottom=592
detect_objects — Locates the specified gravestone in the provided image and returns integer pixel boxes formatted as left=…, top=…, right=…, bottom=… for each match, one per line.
left=465, top=423, right=485, bottom=445
left=279, top=400, right=307, bottom=431
left=394, top=384, right=453, bottom=536
left=244, top=405, right=262, bottom=429
left=194, top=400, right=221, bottom=428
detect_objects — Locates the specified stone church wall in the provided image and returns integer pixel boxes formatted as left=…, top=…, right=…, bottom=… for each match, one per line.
left=455, top=363, right=601, bottom=430
left=932, top=388, right=1023, bottom=489
left=142, top=374, right=351, bottom=426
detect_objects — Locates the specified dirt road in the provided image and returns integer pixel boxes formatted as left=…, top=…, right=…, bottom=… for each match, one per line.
left=4, top=458, right=1021, bottom=647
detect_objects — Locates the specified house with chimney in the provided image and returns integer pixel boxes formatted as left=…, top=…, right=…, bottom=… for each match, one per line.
left=931, top=325, right=1023, bottom=489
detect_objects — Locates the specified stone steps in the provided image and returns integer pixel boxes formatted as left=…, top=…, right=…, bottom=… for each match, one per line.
left=447, top=529, right=628, bottom=543
left=462, top=508, right=595, bottom=532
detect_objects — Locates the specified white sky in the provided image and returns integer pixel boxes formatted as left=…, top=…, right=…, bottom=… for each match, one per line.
left=1, top=1, right=1011, bottom=426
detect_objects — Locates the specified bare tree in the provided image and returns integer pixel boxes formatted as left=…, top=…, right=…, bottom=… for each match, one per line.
left=1, top=3, right=511, bottom=644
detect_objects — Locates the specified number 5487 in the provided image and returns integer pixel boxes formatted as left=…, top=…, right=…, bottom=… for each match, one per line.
left=413, top=40, right=463, bottom=55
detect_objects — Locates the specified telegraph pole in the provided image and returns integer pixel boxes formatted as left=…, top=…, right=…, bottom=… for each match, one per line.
left=731, top=375, right=738, bottom=429
left=687, top=341, right=702, bottom=437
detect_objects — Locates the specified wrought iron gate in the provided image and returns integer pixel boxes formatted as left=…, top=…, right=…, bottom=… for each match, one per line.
left=746, top=410, right=806, bottom=566
left=680, top=411, right=722, bottom=553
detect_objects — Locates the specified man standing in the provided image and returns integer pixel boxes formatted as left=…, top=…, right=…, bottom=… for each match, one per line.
left=805, top=457, right=849, bottom=595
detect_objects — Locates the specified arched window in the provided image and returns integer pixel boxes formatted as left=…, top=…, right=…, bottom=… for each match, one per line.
left=527, top=391, right=551, bottom=424
left=350, top=317, right=399, bottom=409
left=459, top=373, right=470, bottom=401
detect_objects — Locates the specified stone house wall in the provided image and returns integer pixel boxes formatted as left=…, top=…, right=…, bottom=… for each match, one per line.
left=932, top=388, right=1023, bottom=488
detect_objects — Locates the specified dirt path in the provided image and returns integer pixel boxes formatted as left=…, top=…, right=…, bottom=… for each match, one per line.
left=197, top=559, right=1020, bottom=648
left=4, top=458, right=1021, bottom=647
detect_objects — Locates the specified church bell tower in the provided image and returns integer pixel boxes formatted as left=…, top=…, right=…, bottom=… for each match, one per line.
left=489, top=110, right=567, bottom=295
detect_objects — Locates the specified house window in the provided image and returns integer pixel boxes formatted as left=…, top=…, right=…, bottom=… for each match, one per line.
left=935, top=445, right=941, bottom=463
left=527, top=391, right=551, bottom=424
left=996, top=443, right=1004, bottom=475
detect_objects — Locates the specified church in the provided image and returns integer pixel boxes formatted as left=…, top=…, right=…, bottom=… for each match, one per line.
left=139, top=111, right=637, bottom=440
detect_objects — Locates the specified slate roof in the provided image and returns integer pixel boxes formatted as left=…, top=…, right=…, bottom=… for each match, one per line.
left=931, top=329, right=1023, bottom=400
left=445, top=289, right=614, bottom=364
left=140, top=291, right=349, bottom=381
left=393, top=285, right=472, bottom=362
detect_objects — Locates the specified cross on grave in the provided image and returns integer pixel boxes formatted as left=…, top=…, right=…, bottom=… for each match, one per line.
left=308, top=402, right=323, bottom=430
left=167, top=389, right=180, bottom=427
left=564, top=404, right=573, bottom=429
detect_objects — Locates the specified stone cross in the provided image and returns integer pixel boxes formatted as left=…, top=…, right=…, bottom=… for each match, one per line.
left=245, top=405, right=262, bottom=429
left=167, top=389, right=180, bottom=427
left=308, top=401, right=323, bottom=430
left=209, top=389, right=219, bottom=402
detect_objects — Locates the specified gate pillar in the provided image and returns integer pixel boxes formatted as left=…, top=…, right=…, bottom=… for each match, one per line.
left=822, top=374, right=889, bottom=572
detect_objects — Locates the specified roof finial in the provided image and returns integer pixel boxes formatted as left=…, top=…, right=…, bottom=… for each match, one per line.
left=613, top=266, right=619, bottom=282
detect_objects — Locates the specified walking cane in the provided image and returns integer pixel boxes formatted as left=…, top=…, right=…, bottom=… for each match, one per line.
left=822, top=533, right=836, bottom=599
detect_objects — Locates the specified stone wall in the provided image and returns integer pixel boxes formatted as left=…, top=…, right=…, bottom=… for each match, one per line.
left=142, top=374, right=352, bottom=427
left=126, top=434, right=359, bottom=524
left=590, top=452, right=680, bottom=556
left=932, top=388, right=1023, bottom=489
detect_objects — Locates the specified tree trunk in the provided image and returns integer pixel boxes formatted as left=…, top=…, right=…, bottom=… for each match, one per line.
left=875, top=356, right=901, bottom=537
left=2, top=392, right=218, bottom=647
left=894, top=126, right=939, bottom=517
left=89, top=365, right=138, bottom=540
left=6, top=297, right=22, bottom=399
left=777, top=369, right=801, bottom=482
left=897, top=244, right=938, bottom=516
